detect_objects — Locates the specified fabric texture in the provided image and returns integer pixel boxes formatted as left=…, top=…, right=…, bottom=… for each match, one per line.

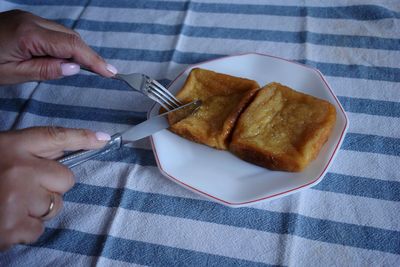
left=0, top=0, right=399, bottom=266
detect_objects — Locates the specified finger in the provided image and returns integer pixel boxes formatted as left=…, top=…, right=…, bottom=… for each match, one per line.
left=32, top=159, right=74, bottom=194
left=12, top=217, right=44, bottom=245
left=0, top=58, right=81, bottom=84
left=12, top=127, right=110, bottom=157
left=37, top=193, right=63, bottom=221
left=27, top=187, right=55, bottom=218
left=30, top=28, right=116, bottom=77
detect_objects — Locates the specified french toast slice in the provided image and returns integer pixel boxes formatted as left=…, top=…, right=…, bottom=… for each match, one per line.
left=229, top=82, right=336, bottom=172
left=168, top=68, right=260, bottom=150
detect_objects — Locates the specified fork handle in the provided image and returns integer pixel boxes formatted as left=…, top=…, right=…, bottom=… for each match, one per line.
left=58, top=134, right=122, bottom=168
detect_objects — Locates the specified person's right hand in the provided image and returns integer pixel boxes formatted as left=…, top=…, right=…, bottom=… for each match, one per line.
left=0, top=9, right=117, bottom=85
left=0, top=127, right=110, bottom=250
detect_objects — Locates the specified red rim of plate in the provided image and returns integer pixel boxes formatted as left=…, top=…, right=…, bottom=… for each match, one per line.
left=148, top=52, right=349, bottom=206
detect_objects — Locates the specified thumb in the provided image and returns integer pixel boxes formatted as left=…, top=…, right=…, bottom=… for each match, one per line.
left=0, top=58, right=80, bottom=84
left=11, top=127, right=111, bottom=159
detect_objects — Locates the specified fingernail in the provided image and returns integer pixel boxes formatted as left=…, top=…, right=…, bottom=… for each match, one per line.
left=95, top=132, right=111, bottom=141
left=61, top=63, right=80, bottom=76
left=106, top=63, right=118, bottom=75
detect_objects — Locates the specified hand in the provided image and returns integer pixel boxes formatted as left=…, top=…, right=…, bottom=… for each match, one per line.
left=0, top=127, right=110, bottom=250
left=0, top=9, right=117, bottom=84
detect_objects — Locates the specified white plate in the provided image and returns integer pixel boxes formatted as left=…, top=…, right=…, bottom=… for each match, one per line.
left=149, top=53, right=349, bottom=207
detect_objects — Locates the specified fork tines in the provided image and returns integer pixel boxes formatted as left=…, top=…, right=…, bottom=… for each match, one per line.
left=147, top=79, right=182, bottom=110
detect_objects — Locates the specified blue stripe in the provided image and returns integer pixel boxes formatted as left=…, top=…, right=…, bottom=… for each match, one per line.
left=55, top=19, right=400, bottom=51
left=314, top=173, right=400, bottom=201
left=45, top=74, right=132, bottom=91
left=61, top=183, right=400, bottom=254
left=32, top=228, right=271, bottom=266
left=6, top=0, right=400, bottom=20
left=338, top=96, right=400, bottom=118
left=0, top=98, right=146, bottom=125
left=44, top=74, right=171, bottom=91
left=342, top=133, right=400, bottom=156
left=301, top=60, right=400, bottom=82
left=96, top=146, right=156, bottom=166
left=190, top=3, right=400, bottom=20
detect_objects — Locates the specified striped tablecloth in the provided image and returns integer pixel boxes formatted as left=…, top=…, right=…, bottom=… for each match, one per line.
left=1, top=1, right=399, bottom=266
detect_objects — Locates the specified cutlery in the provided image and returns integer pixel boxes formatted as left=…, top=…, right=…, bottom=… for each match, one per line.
left=58, top=100, right=201, bottom=168
left=83, top=68, right=182, bottom=110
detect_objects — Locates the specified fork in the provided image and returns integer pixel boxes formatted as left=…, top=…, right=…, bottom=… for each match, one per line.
left=83, top=68, right=182, bottom=110
left=114, top=73, right=182, bottom=110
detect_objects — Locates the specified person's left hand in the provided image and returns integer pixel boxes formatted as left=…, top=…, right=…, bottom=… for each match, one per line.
left=0, top=9, right=117, bottom=84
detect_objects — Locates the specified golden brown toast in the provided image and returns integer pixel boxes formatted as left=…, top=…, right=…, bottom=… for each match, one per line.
left=229, top=82, right=336, bottom=172
left=168, top=68, right=260, bottom=150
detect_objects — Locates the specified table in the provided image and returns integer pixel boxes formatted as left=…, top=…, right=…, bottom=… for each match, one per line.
left=1, top=0, right=399, bottom=266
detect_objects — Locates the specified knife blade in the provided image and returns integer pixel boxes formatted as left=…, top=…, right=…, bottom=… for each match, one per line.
left=59, top=100, right=201, bottom=168
left=122, top=100, right=201, bottom=142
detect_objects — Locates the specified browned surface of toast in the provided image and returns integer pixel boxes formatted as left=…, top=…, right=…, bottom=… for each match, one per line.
left=168, top=68, right=260, bottom=150
left=229, top=82, right=337, bottom=172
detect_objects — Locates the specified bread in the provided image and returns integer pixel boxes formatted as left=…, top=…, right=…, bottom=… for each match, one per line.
left=229, top=82, right=336, bottom=172
left=168, top=68, right=260, bottom=149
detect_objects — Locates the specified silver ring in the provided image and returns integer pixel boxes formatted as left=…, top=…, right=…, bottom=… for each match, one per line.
left=41, top=193, right=55, bottom=219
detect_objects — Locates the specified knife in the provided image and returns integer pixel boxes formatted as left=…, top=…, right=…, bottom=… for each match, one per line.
left=58, top=100, right=201, bottom=168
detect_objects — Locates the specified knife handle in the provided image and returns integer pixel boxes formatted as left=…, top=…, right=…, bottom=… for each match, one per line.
left=58, top=133, right=122, bottom=168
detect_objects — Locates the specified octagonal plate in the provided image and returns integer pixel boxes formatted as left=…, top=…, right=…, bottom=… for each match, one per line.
left=149, top=53, right=349, bottom=207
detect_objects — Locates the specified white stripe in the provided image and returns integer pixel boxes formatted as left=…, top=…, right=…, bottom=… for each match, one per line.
left=96, top=258, right=146, bottom=267
left=328, top=78, right=399, bottom=102
left=346, top=112, right=400, bottom=138
left=48, top=202, right=400, bottom=266
left=82, top=6, right=186, bottom=25
left=72, top=161, right=400, bottom=231
left=330, top=150, right=400, bottom=182
left=78, top=30, right=178, bottom=50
